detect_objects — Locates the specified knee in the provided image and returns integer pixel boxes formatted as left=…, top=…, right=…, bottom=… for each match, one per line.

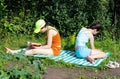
left=25, top=49, right=35, bottom=56
left=103, top=53, right=107, bottom=58
left=97, top=49, right=102, bottom=52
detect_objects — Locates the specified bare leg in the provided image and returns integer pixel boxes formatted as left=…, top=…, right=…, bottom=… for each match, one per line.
left=87, top=49, right=106, bottom=63
left=25, top=48, right=53, bottom=56
left=5, top=47, right=53, bottom=56
left=90, top=49, right=106, bottom=59
left=5, top=47, right=22, bottom=54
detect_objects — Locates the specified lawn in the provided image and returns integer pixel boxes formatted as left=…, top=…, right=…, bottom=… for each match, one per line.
left=0, top=34, right=120, bottom=79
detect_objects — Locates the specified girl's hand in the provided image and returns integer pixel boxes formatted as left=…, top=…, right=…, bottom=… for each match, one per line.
left=27, top=42, right=41, bottom=49
left=29, top=44, right=41, bottom=49
left=30, top=43, right=41, bottom=46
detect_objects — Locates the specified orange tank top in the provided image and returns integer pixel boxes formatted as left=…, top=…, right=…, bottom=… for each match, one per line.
left=46, top=27, right=61, bottom=56
left=51, top=32, right=61, bottom=56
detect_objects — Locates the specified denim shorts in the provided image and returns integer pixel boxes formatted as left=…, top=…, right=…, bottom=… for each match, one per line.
left=75, top=46, right=91, bottom=59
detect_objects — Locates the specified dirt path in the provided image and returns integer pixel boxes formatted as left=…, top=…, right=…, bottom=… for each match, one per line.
left=43, top=62, right=120, bottom=79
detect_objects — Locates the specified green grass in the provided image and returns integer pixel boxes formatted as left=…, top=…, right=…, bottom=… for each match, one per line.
left=0, top=34, right=44, bottom=50
left=0, top=34, right=47, bottom=79
left=0, top=34, right=120, bottom=78
left=0, top=51, right=46, bottom=79
left=0, top=34, right=120, bottom=65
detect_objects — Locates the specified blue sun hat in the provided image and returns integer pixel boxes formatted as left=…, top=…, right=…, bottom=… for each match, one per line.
left=34, top=19, right=46, bottom=33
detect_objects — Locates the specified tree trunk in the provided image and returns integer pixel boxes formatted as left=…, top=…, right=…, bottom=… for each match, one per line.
left=114, top=0, right=117, bottom=26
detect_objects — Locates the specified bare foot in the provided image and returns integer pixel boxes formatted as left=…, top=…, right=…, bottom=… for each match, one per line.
left=4, top=47, right=13, bottom=54
left=87, top=56, right=95, bottom=63
left=27, top=41, right=31, bottom=46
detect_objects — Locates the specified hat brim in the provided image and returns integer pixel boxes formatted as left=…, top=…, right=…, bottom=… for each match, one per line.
left=34, top=28, right=41, bottom=33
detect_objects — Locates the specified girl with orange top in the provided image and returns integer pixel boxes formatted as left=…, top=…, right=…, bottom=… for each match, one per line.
left=5, top=19, right=61, bottom=56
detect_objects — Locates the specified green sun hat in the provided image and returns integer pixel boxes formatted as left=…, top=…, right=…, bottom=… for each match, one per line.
left=34, top=19, right=46, bottom=33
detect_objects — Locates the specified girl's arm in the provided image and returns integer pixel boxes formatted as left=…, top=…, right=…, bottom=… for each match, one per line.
left=88, top=33, right=95, bottom=49
left=34, top=30, right=55, bottom=49
left=30, top=42, right=41, bottom=46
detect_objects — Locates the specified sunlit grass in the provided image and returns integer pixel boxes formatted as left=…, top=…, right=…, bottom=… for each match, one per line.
left=0, top=34, right=120, bottom=78
left=0, top=34, right=120, bottom=66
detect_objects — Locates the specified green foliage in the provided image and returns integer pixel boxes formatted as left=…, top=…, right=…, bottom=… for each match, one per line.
left=46, top=0, right=88, bottom=36
left=62, top=32, right=76, bottom=50
left=0, top=0, right=87, bottom=37
left=0, top=34, right=47, bottom=79
left=78, top=74, right=86, bottom=79
left=0, top=51, right=46, bottom=79
left=104, top=76, right=120, bottom=79
left=1, top=0, right=120, bottom=39
left=95, top=38, right=120, bottom=61
left=0, top=33, right=120, bottom=78
left=32, top=60, right=47, bottom=74
left=0, top=0, right=120, bottom=78
left=0, top=14, right=36, bottom=38
left=0, top=0, right=7, bottom=19
left=0, top=70, right=10, bottom=79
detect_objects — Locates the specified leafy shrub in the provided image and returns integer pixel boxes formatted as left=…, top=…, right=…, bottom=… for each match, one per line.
left=0, top=51, right=46, bottom=79
left=0, top=0, right=7, bottom=19
left=62, top=32, right=76, bottom=51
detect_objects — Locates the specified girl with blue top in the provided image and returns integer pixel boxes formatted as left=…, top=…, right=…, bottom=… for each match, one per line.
left=75, top=22, right=106, bottom=63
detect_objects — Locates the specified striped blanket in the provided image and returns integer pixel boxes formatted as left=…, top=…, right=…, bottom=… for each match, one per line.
left=34, top=50, right=111, bottom=67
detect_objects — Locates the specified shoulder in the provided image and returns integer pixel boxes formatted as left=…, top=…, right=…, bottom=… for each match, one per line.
left=83, top=29, right=93, bottom=38
left=48, top=26, right=58, bottom=35
left=81, top=27, right=87, bottom=30
left=87, top=32, right=93, bottom=39
left=48, top=26, right=57, bottom=31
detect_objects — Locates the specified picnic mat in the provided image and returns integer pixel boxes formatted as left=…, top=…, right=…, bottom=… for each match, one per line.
left=34, top=50, right=111, bottom=67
